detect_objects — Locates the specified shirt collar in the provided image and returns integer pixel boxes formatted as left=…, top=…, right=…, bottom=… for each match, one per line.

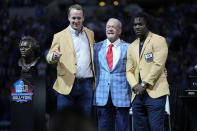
left=106, top=38, right=120, bottom=48
left=69, top=25, right=84, bottom=36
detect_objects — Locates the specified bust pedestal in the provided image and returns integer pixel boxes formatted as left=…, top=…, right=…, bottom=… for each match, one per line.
left=11, top=69, right=46, bottom=131
left=179, top=96, right=197, bottom=131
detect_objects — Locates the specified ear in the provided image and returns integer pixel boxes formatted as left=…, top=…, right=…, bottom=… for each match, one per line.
left=119, top=29, right=122, bottom=35
left=68, top=15, right=70, bottom=21
left=82, top=15, right=85, bottom=22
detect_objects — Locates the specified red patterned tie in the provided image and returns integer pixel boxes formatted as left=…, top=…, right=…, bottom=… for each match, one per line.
left=107, top=43, right=113, bottom=71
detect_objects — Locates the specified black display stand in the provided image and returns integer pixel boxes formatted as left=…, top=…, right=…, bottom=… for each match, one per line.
left=179, top=96, right=197, bottom=131
left=11, top=74, right=46, bottom=131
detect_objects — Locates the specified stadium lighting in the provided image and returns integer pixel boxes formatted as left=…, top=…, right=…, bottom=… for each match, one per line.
left=99, top=1, right=106, bottom=7
left=113, top=1, right=119, bottom=6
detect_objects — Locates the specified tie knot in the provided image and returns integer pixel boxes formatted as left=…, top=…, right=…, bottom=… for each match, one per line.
left=109, top=43, right=113, bottom=48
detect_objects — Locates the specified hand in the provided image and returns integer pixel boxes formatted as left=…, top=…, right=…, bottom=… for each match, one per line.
left=133, top=84, right=146, bottom=95
left=137, top=85, right=146, bottom=95
left=52, top=46, right=62, bottom=62
left=132, top=84, right=140, bottom=94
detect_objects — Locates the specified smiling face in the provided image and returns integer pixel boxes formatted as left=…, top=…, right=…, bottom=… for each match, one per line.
left=133, top=17, right=149, bottom=38
left=19, top=41, right=33, bottom=58
left=68, top=8, right=84, bottom=32
left=106, top=19, right=122, bottom=43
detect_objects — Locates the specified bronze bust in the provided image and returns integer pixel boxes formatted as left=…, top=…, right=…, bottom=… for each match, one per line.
left=18, top=36, right=40, bottom=74
left=11, top=36, right=46, bottom=131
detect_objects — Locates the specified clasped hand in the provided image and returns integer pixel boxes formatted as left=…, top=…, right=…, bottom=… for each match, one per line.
left=133, top=84, right=146, bottom=95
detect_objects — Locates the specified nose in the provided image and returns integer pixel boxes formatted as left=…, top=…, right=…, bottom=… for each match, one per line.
left=20, top=47, right=26, bottom=51
left=135, top=25, right=140, bottom=29
left=74, top=19, right=79, bottom=23
left=107, top=27, right=113, bottom=32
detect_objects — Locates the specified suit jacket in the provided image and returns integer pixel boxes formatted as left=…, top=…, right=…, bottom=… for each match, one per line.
left=126, top=32, right=170, bottom=102
left=46, top=26, right=95, bottom=95
left=93, top=40, right=131, bottom=107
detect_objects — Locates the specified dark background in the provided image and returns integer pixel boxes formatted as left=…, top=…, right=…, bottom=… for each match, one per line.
left=0, top=0, right=197, bottom=130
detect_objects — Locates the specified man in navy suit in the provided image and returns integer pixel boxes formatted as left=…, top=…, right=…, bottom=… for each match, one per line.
left=93, top=18, right=131, bottom=131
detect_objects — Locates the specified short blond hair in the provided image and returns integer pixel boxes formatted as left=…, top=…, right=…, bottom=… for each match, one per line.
left=68, top=4, right=84, bottom=17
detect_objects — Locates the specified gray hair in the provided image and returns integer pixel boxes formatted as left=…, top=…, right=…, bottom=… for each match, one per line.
left=107, top=18, right=122, bottom=29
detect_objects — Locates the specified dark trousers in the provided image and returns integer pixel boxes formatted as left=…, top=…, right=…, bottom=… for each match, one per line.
left=132, top=93, right=166, bottom=131
left=57, top=79, right=93, bottom=116
left=96, top=95, right=130, bottom=131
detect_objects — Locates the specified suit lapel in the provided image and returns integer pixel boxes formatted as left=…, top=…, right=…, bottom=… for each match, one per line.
left=139, top=32, right=152, bottom=60
left=133, top=39, right=140, bottom=64
left=99, top=40, right=110, bottom=71
left=60, top=28, right=76, bottom=57
left=84, top=27, right=95, bottom=75
left=84, top=28, right=93, bottom=60
left=112, top=43, right=123, bottom=71
left=84, top=27, right=94, bottom=45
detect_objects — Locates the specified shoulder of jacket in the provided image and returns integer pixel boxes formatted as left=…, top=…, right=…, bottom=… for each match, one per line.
left=94, top=40, right=105, bottom=48
left=95, top=40, right=104, bottom=46
left=54, top=28, right=68, bottom=37
left=130, top=39, right=138, bottom=46
left=151, top=32, right=166, bottom=41
left=121, top=42, right=130, bottom=47
left=83, top=27, right=94, bottom=34
left=127, top=39, right=137, bottom=50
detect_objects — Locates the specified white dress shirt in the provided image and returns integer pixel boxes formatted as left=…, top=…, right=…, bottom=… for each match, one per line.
left=106, top=38, right=121, bottom=70
left=69, top=26, right=93, bottom=78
